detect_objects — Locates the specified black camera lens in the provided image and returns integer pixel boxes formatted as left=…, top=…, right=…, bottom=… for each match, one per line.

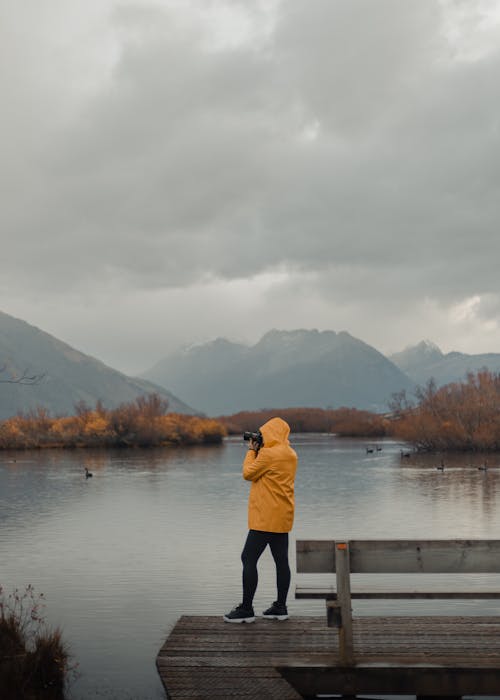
left=243, top=431, right=263, bottom=446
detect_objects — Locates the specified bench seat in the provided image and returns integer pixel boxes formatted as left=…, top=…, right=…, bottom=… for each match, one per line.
left=296, top=585, right=500, bottom=599
left=295, top=538, right=500, bottom=666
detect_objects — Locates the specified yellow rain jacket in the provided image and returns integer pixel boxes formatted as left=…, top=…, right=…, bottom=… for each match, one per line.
left=242, top=417, right=298, bottom=533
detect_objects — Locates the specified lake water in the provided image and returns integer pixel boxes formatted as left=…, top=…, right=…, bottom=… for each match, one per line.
left=2, top=435, right=500, bottom=699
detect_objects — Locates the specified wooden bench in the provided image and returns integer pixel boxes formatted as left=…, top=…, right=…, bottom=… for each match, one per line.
left=296, top=539, right=500, bottom=666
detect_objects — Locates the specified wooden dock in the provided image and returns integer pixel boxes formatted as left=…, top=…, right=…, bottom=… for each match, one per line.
left=156, top=614, right=500, bottom=699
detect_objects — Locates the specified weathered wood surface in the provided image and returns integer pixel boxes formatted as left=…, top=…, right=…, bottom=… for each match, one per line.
left=297, top=539, right=500, bottom=574
left=296, top=584, right=500, bottom=599
left=156, top=615, right=500, bottom=698
left=335, top=541, right=354, bottom=665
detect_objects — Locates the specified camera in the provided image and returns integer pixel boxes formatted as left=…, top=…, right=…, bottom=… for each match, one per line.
left=243, top=430, right=263, bottom=448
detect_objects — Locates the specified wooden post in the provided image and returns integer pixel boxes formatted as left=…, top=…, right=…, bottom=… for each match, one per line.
left=335, top=541, right=354, bottom=666
left=326, top=599, right=341, bottom=629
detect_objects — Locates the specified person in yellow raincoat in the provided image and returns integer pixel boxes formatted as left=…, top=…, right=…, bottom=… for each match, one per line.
left=224, top=417, right=298, bottom=623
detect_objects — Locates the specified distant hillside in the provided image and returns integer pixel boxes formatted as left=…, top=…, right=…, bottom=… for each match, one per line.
left=142, top=329, right=414, bottom=415
left=390, top=340, right=500, bottom=386
left=0, top=310, right=194, bottom=420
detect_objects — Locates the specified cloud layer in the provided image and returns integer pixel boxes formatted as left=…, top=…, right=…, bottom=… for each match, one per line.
left=2, top=0, right=500, bottom=372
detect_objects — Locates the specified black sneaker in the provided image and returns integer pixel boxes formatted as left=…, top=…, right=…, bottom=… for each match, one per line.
left=262, top=601, right=288, bottom=620
left=223, top=604, right=255, bottom=623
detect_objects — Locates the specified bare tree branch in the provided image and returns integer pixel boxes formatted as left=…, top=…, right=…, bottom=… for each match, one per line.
left=0, top=365, right=46, bottom=385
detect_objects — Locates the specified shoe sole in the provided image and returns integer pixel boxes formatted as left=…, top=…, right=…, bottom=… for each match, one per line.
left=223, top=616, right=255, bottom=623
left=262, top=614, right=289, bottom=620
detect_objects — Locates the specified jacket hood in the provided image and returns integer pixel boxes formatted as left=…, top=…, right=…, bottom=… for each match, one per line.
left=259, top=417, right=291, bottom=448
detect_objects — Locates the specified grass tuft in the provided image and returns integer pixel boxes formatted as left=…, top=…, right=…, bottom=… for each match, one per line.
left=0, top=585, right=77, bottom=699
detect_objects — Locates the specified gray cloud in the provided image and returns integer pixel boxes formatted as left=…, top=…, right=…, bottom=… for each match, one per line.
left=2, top=0, right=500, bottom=371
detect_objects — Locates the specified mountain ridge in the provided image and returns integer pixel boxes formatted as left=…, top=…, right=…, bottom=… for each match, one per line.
left=4, top=310, right=500, bottom=421
left=0, top=310, right=194, bottom=420
left=389, top=340, right=500, bottom=386
left=142, top=328, right=415, bottom=415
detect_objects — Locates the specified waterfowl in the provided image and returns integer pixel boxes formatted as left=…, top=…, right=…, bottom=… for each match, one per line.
left=85, top=467, right=93, bottom=478
left=437, top=460, right=445, bottom=471
left=400, top=450, right=411, bottom=459
left=366, top=447, right=374, bottom=454
left=478, top=462, right=488, bottom=472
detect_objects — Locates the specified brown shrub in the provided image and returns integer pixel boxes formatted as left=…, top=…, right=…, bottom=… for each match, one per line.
left=0, top=585, right=76, bottom=699
left=390, top=370, right=500, bottom=452
left=0, top=394, right=226, bottom=449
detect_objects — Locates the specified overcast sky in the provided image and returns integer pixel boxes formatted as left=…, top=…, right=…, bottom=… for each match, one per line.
left=2, top=0, right=500, bottom=375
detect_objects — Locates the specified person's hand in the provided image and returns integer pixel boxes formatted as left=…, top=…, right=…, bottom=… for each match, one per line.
left=249, top=438, right=260, bottom=451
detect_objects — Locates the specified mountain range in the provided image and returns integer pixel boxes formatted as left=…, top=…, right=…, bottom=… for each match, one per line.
left=143, top=333, right=500, bottom=416
left=389, top=340, right=500, bottom=386
left=0, top=310, right=193, bottom=420
left=142, top=329, right=415, bottom=415
left=2, top=308, right=500, bottom=420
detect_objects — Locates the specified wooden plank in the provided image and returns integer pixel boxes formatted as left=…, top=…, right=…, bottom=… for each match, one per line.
left=280, top=665, right=500, bottom=696
left=160, top=665, right=302, bottom=699
left=296, top=585, right=500, bottom=599
left=296, top=539, right=500, bottom=573
left=296, top=539, right=336, bottom=572
left=335, top=542, right=354, bottom=665
left=157, top=615, right=500, bottom=699
left=157, top=615, right=500, bottom=662
left=350, top=539, right=500, bottom=573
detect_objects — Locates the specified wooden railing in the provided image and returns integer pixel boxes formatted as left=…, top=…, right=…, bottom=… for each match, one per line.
left=296, top=539, right=500, bottom=666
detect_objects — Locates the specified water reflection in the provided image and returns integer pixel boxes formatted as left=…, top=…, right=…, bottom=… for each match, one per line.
left=1, top=437, right=500, bottom=699
left=395, top=451, right=500, bottom=534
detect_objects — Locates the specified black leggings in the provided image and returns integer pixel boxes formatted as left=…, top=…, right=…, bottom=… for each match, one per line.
left=241, top=529, right=290, bottom=608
